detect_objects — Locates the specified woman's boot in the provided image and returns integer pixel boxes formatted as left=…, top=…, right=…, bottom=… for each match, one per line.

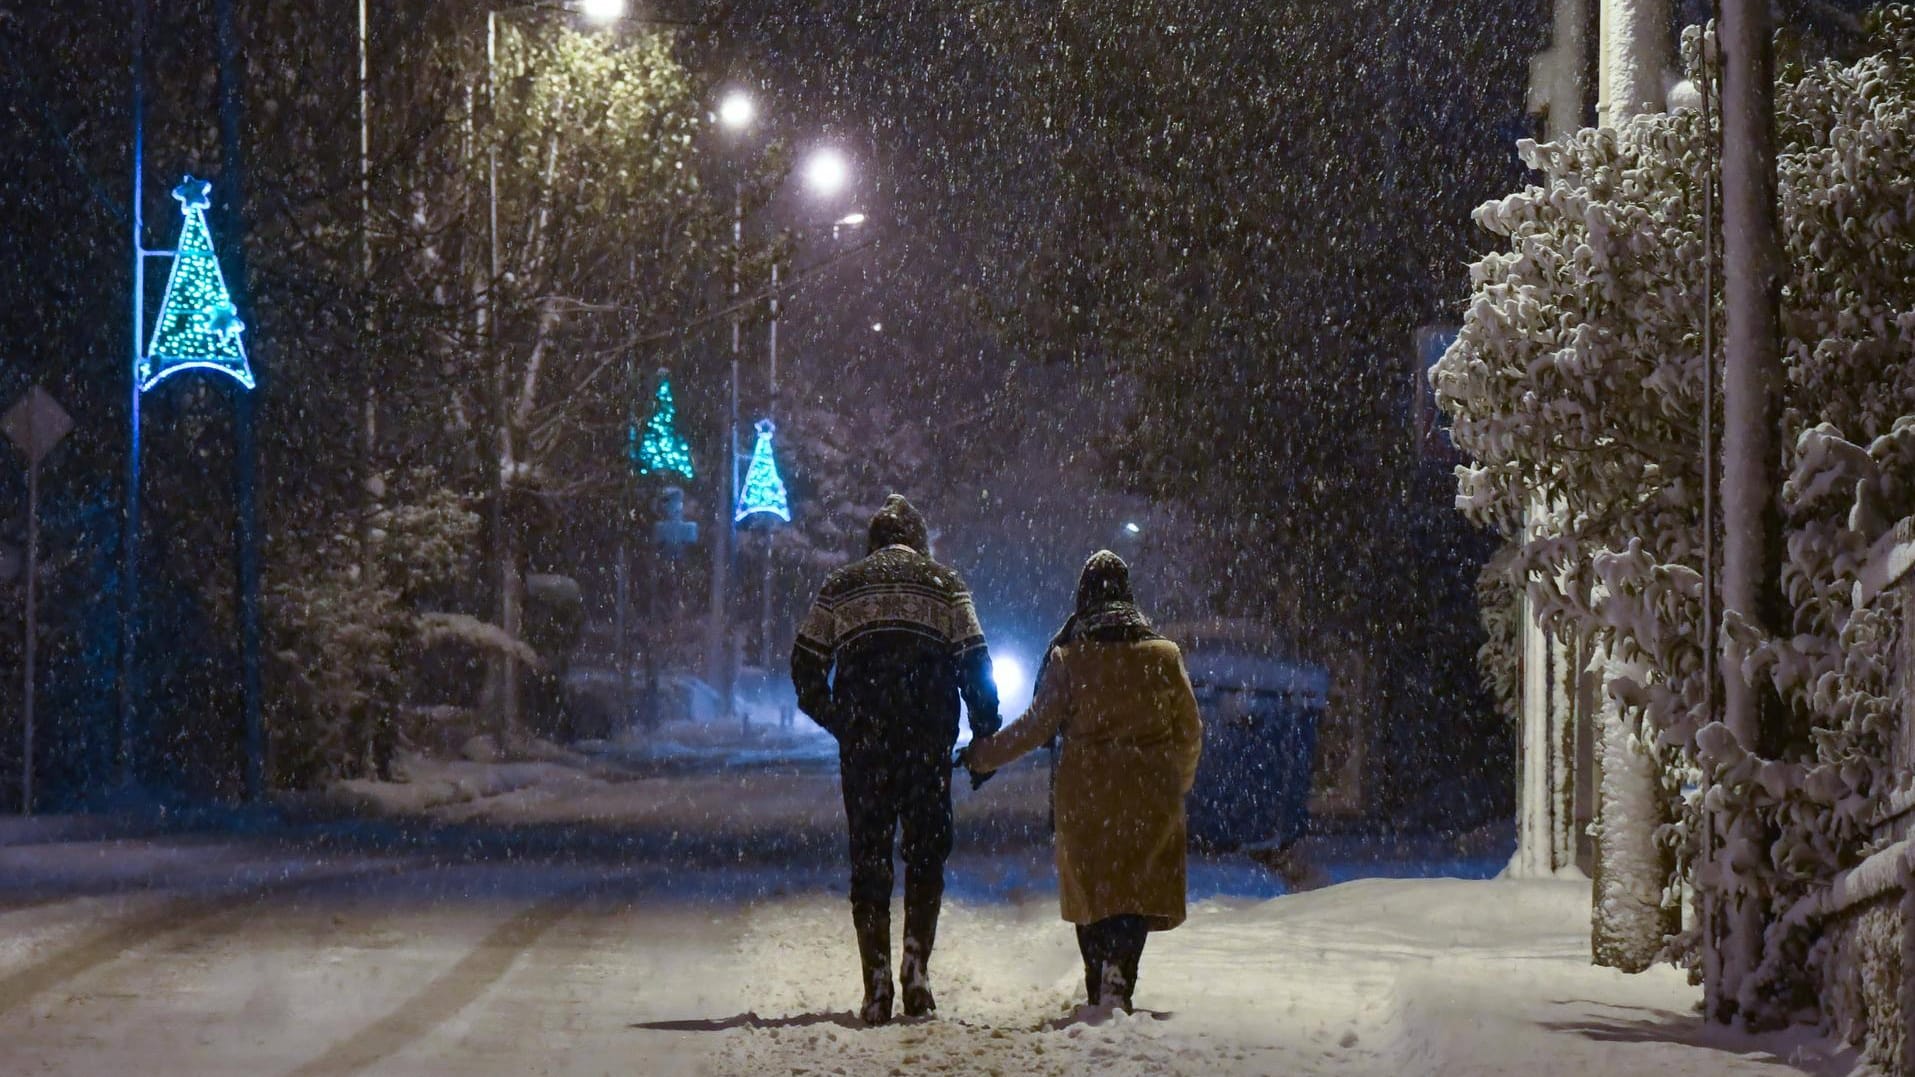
left=853, top=902, right=893, bottom=1025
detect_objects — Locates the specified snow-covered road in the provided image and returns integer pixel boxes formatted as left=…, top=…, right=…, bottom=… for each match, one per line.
left=0, top=826, right=1856, bottom=1077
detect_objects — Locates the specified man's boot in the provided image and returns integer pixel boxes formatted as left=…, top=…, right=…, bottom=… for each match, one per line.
left=900, top=873, right=941, bottom=1017
left=852, top=902, right=893, bottom=1026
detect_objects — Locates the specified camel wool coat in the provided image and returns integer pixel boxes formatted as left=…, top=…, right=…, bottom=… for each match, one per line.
left=967, top=636, right=1203, bottom=929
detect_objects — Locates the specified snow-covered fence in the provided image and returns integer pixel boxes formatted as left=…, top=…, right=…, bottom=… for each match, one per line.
left=1794, top=810, right=1915, bottom=1075
left=1793, top=520, right=1915, bottom=1076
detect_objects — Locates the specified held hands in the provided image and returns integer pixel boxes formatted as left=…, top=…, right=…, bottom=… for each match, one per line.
left=953, top=745, right=997, bottom=791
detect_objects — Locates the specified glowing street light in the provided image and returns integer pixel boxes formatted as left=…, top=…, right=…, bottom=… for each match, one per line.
left=576, top=0, right=628, bottom=23
left=717, top=89, right=756, bottom=131
left=992, top=654, right=1027, bottom=701
left=804, top=147, right=851, bottom=197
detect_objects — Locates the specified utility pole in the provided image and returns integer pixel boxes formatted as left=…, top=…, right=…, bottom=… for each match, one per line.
left=358, top=0, right=381, bottom=584
left=1515, top=0, right=1592, bottom=880
left=124, top=0, right=147, bottom=790
left=761, top=260, right=779, bottom=680
left=1598, top=0, right=1674, bottom=124
left=707, top=185, right=742, bottom=719
left=1588, top=0, right=1682, bottom=974
left=1710, top=0, right=1787, bottom=1023
left=218, top=0, right=266, bottom=801
left=485, top=10, right=521, bottom=741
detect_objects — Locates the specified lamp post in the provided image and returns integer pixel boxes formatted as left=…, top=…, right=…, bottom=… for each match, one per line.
left=749, top=150, right=862, bottom=687
left=707, top=87, right=755, bottom=720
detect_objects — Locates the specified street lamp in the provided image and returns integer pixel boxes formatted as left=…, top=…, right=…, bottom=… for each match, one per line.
left=710, top=87, right=762, bottom=721
left=576, top=0, right=627, bottom=21
left=803, top=147, right=851, bottom=198
left=832, top=212, right=866, bottom=242
left=717, top=89, right=756, bottom=131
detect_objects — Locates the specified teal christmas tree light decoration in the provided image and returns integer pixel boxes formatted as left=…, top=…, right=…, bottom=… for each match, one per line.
left=735, top=418, right=790, bottom=524
left=629, top=372, right=695, bottom=481
left=141, top=176, right=254, bottom=392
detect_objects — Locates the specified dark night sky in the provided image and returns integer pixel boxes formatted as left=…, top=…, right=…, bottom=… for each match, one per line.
left=692, top=1, right=1545, bottom=652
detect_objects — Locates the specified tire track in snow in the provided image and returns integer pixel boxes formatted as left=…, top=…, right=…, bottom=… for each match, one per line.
left=285, top=892, right=582, bottom=1077
left=0, top=858, right=410, bottom=1020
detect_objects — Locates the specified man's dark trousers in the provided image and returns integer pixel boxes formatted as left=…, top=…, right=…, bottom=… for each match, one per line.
left=841, top=741, right=954, bottom=994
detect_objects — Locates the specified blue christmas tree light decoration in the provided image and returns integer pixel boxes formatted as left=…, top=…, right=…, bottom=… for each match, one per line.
left=629, top=373, right=695, bottom=481
left=735, top=418, right=791, bottom=524
left=141, top=176, right=254, bottom=392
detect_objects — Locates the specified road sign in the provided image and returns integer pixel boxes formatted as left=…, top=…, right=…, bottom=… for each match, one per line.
left=5, top=386, right=70, bottom=815
left=3, top=387, right=74, bottom=465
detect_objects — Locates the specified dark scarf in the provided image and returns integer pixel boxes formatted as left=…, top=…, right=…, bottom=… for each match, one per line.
left=1034, top=551, right=1161, bottom=805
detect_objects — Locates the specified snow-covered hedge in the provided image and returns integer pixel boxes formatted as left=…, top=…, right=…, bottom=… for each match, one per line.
left=1433, top=7, right=1915, bottom=1029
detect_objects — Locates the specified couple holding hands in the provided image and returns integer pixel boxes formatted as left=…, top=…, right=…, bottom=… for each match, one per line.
left=791, top=495, right=1204, bottom=1026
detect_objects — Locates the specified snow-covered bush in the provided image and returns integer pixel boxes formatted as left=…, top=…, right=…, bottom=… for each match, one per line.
left=1434, top=79, right=1712, bottom=969
left=1476, top=547, right=1524, bottom=724
left=1434, top=7, right=1915, bottom=1003
left=265, top=476, right=481, bottom=785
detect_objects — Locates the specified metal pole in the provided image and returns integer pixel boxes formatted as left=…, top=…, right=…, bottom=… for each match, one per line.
left=1713, top=0, right=1786, bottom=1023
left=122, top=0, right=146, bottom=790
left=218, top=0, right=266, bottom=801
left=486, top=9, right=519, bottom=739
left=616, top=538, right=631, bottom=710
left=1699, top=10, right=1721, bottom=1002
left=359, top=0, right=380, bottom=583
left=23, top=452, right=38, bottom=814
left=358, top=0, right=372, bottom=282
left=761, top=259, right=778, bottom=678
left=709, top=184, right=740, bottom=719
left=646, top=535, right=661, bottom=729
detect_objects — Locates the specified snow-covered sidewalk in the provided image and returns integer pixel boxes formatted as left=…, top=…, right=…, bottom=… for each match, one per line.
left=708, top=877, right=1854, bottom=1076
left=0, top=825, right=1857, bottom=1076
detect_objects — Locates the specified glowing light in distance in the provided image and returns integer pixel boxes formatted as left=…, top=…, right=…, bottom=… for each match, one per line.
left=576, top=0, right=627, bottom=23
left=1124, top=522, right=1142, bottom=535
left=717, top=89, right=755, bottom=130
left=804, top=147, right=851, bottom=196
left=992, top=654, right=1026, bottom=701
left=836, top=212, right=866, bottom=227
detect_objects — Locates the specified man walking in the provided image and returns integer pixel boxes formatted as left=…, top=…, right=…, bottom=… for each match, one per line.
left=791, top=494, right=1000, bottom=1025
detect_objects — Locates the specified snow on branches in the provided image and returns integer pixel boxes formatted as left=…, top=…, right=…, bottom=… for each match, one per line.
left=1433, top=9, right=1915, bottom=1004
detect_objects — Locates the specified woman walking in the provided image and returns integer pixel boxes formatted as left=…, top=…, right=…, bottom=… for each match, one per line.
left=961, top=551, right=1203, bottom=1012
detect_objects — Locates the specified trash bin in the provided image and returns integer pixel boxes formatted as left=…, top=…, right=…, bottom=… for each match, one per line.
left=1167, top=620, right=1329, bottom=850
